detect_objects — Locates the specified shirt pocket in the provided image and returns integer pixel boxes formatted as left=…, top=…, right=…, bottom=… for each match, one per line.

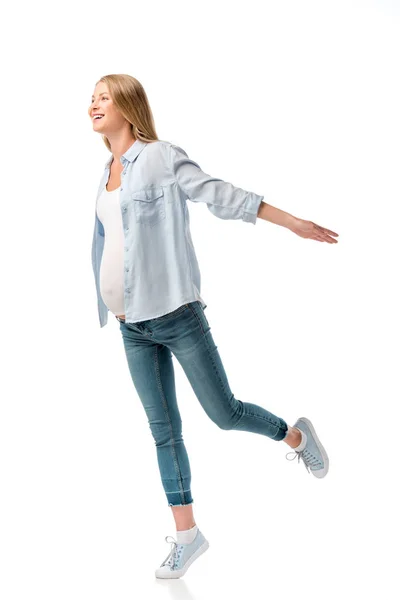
left=131, top=186, right=165, bottom=226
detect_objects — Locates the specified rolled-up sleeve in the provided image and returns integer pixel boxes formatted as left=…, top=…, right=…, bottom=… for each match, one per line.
left=168, top=143, right=264, bottom=224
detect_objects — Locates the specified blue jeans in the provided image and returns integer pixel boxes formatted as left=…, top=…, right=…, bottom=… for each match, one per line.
left=116, top=301, right=288, bottom=507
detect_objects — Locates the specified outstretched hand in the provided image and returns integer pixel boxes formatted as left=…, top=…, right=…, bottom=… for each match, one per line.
left=289, top=217, right=339, bottom=243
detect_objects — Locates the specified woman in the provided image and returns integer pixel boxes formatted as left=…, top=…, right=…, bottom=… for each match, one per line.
left=89, top=74, right=338, bottom=579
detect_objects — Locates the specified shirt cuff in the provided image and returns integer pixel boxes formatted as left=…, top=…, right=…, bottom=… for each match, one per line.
left=242, top=193, right=264, bottom=224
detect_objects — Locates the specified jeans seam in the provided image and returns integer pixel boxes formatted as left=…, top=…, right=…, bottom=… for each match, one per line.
left=186, top=303, right=284, bottom=437
left=154, top=344, right=186, bottom=505
left=187, top=301, right=207, bottom=336
left=237, top=412, right=287, bottom=439
left=187, top=302, right=233, bottom=413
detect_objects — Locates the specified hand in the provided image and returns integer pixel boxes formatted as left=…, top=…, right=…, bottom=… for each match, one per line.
left=289, top=217, right=339, bottom=243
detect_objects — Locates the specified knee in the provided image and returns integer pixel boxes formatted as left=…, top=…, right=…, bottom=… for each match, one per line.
left=214, top=416, right=235, bottom=431
left=212, top=396, right=242, bottom=430
left=150, top=421, right=183, bottom=447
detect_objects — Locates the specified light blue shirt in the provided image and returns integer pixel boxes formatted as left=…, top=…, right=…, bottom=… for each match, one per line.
left=91, top=138, right=264, bottom=327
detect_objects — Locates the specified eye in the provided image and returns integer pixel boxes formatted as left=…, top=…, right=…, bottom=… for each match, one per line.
left=91, top=96, right=108, bottom=103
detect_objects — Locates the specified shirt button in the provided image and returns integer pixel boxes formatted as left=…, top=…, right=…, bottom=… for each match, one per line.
left=125, top=267, right=129, bottom=272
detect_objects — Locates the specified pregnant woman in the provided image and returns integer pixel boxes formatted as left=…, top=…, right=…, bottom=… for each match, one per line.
left=89, top=73, right=338, bottom=579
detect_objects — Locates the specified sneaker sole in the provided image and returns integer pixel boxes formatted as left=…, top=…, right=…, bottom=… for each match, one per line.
left=297, top=417, right=329, bottom=478
left=155, top=539, right=210, bottom=579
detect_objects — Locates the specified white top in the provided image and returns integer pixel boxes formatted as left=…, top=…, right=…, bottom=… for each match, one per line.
left=96, top=186, right=125, bottom=316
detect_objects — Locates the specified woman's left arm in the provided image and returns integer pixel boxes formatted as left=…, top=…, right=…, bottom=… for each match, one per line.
left=257, top=201, right=339, bottom=244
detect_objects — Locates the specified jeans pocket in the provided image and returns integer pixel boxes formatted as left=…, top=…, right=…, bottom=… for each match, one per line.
left=200, top=304, right=210, bottom=328
left=187, top=301, right=210, bottom=335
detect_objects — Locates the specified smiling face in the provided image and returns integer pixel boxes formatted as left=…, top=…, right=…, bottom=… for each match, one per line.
left=89, top=82, right=127, bottom=134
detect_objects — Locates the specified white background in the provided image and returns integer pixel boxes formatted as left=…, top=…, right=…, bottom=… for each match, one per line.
left=1, top=0, right=399, bottom=598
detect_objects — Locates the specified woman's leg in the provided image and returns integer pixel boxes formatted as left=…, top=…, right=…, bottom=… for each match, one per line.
left=155, top=302, right=294, bottom=442
left=117, top=303, right=301, bottom=528
left=118, top=317, right=195, bottom=518
left=284, top=426, right=303, bottom=447
left=170, top=504, right=196, bottom=531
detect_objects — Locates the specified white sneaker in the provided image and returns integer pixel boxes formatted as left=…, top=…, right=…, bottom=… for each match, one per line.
left=285, top=417, right=329, bottom=478
left=155, top=528, right=210, bottom=579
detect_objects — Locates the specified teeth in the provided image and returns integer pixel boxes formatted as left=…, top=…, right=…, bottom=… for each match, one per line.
left=94, top=115, right=104, bottom=119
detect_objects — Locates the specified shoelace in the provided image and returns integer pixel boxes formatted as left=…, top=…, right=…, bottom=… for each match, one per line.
left=286, top=447, right=322, bottom=474
left=160, top=536, right=184, bottom=570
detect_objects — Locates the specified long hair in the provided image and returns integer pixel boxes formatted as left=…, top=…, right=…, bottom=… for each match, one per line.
left=93, top=74, right=159, bottom=151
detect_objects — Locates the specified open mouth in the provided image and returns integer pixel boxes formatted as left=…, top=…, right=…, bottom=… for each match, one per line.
left=93, top=115, right=104, bottom=121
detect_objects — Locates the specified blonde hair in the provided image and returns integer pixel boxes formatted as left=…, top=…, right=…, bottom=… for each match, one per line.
left=92, top=74, right=159, bottom=151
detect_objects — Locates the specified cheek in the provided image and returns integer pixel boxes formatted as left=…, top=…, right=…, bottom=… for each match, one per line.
left=113, top=112, right=126, bottom=124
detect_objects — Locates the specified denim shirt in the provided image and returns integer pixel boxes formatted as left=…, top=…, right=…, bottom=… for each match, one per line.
left=91, top=138, right=264, bottom=328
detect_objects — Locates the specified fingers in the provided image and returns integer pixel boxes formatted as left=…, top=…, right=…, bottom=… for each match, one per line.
left=312, top=223, right=339, bottom=243
left=316, top=234, right=337, bottom=243
left=313, top=231, right=337, bottom=243
left=313, top=222, right=339, bottom=237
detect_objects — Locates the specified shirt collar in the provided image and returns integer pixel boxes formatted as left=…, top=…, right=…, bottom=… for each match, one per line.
left=104, top=138, right=148, bottom=169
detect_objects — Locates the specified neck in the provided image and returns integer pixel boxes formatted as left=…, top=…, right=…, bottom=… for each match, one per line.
left=108, top=132, right=137, bottom=165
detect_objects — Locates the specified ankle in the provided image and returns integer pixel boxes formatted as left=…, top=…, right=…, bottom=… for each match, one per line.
left=284, top=426, right=302, bottom=448
left=176, top=522, right=196, bottom=532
